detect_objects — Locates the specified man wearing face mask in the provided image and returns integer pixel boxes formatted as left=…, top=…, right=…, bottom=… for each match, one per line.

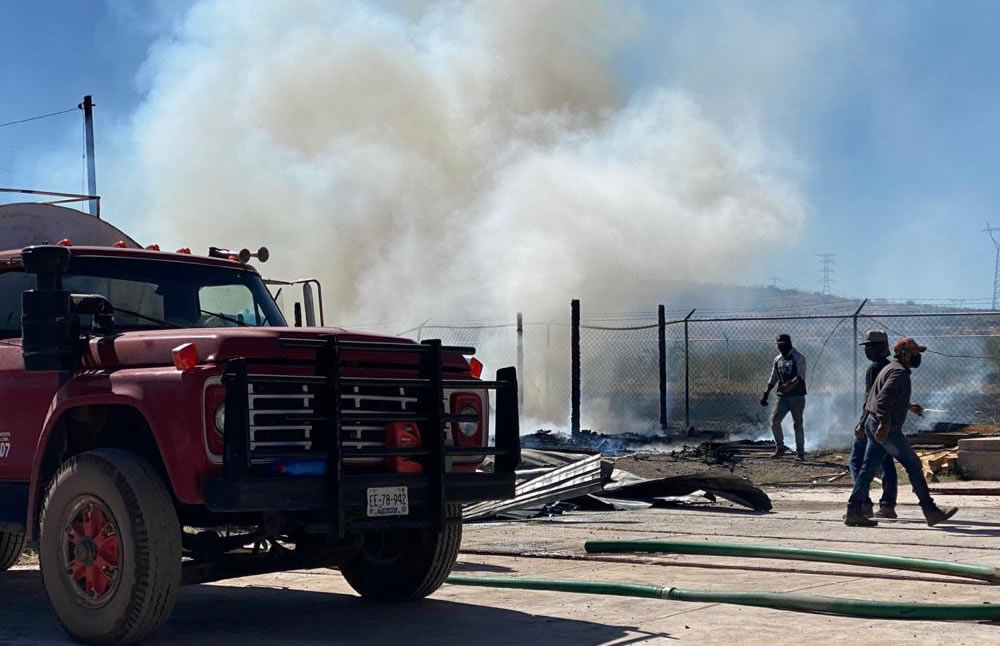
left=760, top=334, right=807, bottom=460
left=844, top=337, right=958, bottom=527
left=850, top=330, right=898, bottom=518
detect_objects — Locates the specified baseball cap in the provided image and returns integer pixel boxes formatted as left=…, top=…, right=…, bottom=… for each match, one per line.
left=860, top=330, right=888, bottom=346
left=894, top=337, right=927, bottom=354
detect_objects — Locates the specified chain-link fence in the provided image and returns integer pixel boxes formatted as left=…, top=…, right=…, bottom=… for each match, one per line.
left=859, top=312, right=1000, bottom=427
left=681, top=315, right=857, bottom=442
left=607, top=306, right=1000, bottom=449
left=341, top=301, right=1000, bottom=449
left=579, top=321, right=660, bottom=433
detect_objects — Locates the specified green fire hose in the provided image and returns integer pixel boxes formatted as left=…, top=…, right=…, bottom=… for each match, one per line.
left=445, top=575, right=1000, bottom=621
left=583, top=540, right=1000, bottom=585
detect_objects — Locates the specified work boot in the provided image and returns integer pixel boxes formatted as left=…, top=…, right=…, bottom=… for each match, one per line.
left=796, top=451, right=806, bottom=461
left=923, top=506, right=958, bottom=527
left=770, top=445, right=789, bottom=458
left=844, top=511, right=878, bottom=527
left=875, top=505, right=897, bottom=519
left=861, top=501, right=874, bottom=518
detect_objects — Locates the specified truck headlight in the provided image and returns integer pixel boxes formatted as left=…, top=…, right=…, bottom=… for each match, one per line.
left=458, top=405, right=479, bottom=437
left=214, top=402, right=225, bottom=434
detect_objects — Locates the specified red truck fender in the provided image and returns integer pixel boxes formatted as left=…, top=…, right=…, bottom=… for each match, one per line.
left=25, top=377, right=204, bottom=538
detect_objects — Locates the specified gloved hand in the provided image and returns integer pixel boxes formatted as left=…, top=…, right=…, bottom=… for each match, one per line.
left=760, top=394, right=769, bottom=407
left=854, top=423, right=865, bottom=439
left=874, top=421, right=890, bottom=444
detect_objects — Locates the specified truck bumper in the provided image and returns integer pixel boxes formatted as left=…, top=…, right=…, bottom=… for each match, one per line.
left=203, top=471, right=515, bottom=513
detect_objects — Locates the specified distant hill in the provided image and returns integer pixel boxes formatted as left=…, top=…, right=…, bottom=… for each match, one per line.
left=604, top=280, right=992, bottom=322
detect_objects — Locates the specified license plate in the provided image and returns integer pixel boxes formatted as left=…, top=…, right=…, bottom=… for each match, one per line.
left=366, top=486, right=409, bottom=517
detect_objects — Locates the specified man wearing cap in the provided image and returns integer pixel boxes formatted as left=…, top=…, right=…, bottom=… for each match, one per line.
left=845, top=337, right=958, bottom=527
left=760, top=334, right=807, bottom=460
left=850, top=330, right=898, bottom=518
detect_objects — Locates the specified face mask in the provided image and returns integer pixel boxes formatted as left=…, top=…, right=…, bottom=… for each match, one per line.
left=909, top=353, right=922, bottom=368
left=865, top=345, right=889, bottom=362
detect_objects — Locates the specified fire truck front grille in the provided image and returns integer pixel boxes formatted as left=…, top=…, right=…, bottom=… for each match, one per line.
left=246, top=379, right=417, bottom=465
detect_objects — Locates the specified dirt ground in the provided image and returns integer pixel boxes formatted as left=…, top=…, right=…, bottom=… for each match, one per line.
left=614, top=442, right=967, bottom=488
left=617, top=448, right=854, bottom=486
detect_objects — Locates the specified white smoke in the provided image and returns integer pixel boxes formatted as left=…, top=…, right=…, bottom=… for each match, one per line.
left=110, top=0, right=808, bottom=327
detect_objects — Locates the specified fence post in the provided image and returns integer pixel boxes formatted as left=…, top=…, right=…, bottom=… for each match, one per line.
left=571, top=299, right=581, bottom=437
left=658, top=304, right=667, bottom=430
left=852, top=299, right=868, bottom=413
left=516, top=312, right=524, bottom=410
left=722, top=333, right=731, bottom=382
left=683, top=309, right=696, bottom=430
left=544, top=322, right=551, bottom=409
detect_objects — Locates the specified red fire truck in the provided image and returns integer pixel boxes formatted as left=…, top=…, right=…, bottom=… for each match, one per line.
left=0, top=202, right=519, bottom=645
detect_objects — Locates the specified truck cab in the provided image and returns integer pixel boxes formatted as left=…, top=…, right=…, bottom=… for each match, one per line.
left=0, top=203, right=519, bottom=645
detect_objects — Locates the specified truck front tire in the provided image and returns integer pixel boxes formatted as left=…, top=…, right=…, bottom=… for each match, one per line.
left=339, top=503, right=462, bottom=601
left=0, top=530, right=25, bottom=570
left=39, top=449, right=181, bottom=645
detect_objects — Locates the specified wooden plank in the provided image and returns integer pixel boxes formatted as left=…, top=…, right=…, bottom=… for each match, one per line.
left=918, top=449, right=958, bottom=482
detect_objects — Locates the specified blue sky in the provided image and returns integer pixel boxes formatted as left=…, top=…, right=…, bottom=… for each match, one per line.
left=2, top=0, right=1000, bottom=306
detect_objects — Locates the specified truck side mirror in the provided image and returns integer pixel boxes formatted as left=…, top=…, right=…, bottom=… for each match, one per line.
left=302, top=283, right=317, bottom=327
left=21, top=246, right=75, bottom=371
left=22, top=290, right=74, bottom=371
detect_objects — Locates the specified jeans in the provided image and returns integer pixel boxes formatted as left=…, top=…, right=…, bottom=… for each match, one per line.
left=848, top=415, right=935, bottom=513
left=771, top=395, right=805, bottom=453
left=849, top=422, right=898, bottom=507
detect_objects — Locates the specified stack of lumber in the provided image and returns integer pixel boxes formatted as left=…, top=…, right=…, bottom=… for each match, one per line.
left=915, top=448, right=959, bottom=482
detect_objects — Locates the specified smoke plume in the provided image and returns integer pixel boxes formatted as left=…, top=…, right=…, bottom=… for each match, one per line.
left=114, top=0, right=808, bottom=326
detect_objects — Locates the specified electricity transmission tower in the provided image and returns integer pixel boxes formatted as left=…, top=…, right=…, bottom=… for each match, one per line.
left=818, top=253, right=836, bottom=296
left=985, top=223, right=1000, bottom=309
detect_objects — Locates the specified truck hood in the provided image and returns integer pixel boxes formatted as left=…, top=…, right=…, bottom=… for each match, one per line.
left=78, top=327, right=453, bottom=370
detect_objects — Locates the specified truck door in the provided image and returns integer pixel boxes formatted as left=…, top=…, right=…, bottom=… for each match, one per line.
left=0, top=270, right=61, bottom=482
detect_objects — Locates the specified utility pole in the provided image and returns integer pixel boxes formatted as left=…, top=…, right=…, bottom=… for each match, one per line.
left=78, top=95, right=98, bottom=217
left=818, top=253, right=836, bottom=296
left=985, top=223, right=1000, bottom=310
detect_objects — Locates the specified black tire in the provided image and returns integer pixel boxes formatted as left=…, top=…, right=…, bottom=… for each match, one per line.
left=0, top=530, right=26, bottom=570
left=340, top=503, right=462, bottom=601
left=39, top=449, right=181, bottom=646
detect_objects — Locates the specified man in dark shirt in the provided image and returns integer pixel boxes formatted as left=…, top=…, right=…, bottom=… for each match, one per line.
left=760, top=334, right=807, bottom=459
left=844, top=337, right=958, bottom=527
left=849, top=330, right=897, bottom=518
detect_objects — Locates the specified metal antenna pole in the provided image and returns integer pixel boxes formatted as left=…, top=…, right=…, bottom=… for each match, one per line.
left=78, top=95, right=98, bottom=217
left=985, top=223, right=1000, bottom=310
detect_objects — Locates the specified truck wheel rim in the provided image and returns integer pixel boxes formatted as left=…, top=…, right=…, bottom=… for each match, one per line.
left=361, top=530, right=406, bottom=566
left=63, top=497, right=122, bottom=606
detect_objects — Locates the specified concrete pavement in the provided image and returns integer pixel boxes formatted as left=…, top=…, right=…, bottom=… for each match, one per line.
left=2, top=484, right=999, bottom=645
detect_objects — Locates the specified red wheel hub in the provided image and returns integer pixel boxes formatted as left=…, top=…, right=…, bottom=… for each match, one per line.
left=65, top=500, right=121, bottom=602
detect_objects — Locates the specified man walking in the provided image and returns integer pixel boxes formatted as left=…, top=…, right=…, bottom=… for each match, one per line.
left=850, top=330, right=898, bottom=518
left=761, top=334, right=807, bottom=460
left=845, top=337, right=958, bottom=527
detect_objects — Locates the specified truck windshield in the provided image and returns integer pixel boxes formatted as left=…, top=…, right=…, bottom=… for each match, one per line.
left=62, top=256, right=287, bottom=330
left=0, top=255, right=286, bottom=336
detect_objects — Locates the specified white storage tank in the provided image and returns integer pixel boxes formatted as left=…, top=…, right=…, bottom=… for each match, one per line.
left=0, top=203, right=138, bottom=250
